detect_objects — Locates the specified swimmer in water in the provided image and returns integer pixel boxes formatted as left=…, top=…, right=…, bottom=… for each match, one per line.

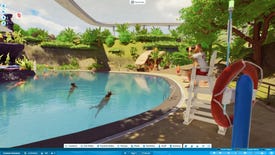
left=67, top=83, right=78, bottom=99
left=89, top=91, right=113, bottom=118
left=7, top=79, right=26, bottom=90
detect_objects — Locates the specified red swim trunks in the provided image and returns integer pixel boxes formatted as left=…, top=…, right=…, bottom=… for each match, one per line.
left=196, top=69, right=208, bottom=75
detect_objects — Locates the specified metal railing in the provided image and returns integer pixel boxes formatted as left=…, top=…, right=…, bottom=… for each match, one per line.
left=257, top=81, right=275, bottom=103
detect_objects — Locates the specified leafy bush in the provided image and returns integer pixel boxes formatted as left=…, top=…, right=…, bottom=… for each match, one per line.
left=36, top=64, right=53, bottom=71
left=171, top=51, right=192, bottom=66
left=130, top=47, right=139, bottom=60
left=56, top=28, right=79, bottom=43
left=5, top=53, right=10, bottom=65
left=125, top=64, right=136, bottom=71
left=70, top=44, right=94, bottom=50
left=135, top=34, right=176, bottom=42
left=81, top=28, right=97, bottom=46
left=16, top=55, right=34, bottom=70
left=25, top=27, right=49, bottom=42
left=119, top=31, right=131, bottom=45
left=56, top=57, right=79, bottom=70
left=41, top=41, right=74, bottom=48
left=58, top=65, right=78, bottom=70
left=24, top=36, right=43, bottom=44
left=150, top=27, right=163, bottom=35
left=105, top=35, right=115, bottom=47
left=69, top=57, right=79, bottom=68
left=88, top=63, right=104, bottom=71
left=100, top=29, right=112, bottom=43
left=160, top=53, right=172, bottom=69
left=144, top=41, right=184, bottom=50
left=3, top=31, right=25, bottom=44
left=109, top=48, right=124, bottom=56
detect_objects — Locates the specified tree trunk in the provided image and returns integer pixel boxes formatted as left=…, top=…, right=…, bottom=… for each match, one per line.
left=232, top=12, right=275, bottom=66
left=252, top=21, right=263, bottom=66
left=252, top=42, right=262, bottom=65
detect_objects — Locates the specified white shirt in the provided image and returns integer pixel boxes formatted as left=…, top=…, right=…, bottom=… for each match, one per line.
left=192, top=52, right=208, bottom=72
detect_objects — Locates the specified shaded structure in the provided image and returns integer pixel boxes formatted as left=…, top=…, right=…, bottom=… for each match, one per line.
left=135, top=50, right=165, bottom=71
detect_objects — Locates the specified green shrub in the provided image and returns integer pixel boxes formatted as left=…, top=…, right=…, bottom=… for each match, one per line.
left=5, top=53, right=10, bottom=65
left=88, top=63, right=104, bottom=71
left=56, top=27, right=79, bottom=43
left=171, top=51, right=192, bottom=66
left=144, top=41, right=183, bottom=50
left=36, top=64, right=52, bottom=71
left=130, top=47, right=139, bottom=60
left=109, top=48, right=124, bottom=56
left=4, top=31, right=25, bottom=44
left=125, top=64, right=136, bottom=71
left=16, top=55, right=34, bottom=70
left=24, top=36, right=43, bottom=44
left=119, top=31, right=131, bottom=45
left=135, top=34, right=176, bottom=42
left=69, top=57, right=79, bottom=68
left=70, top=44, right=94, bottom=50
left=40, top=41, right=74, bottom=48
left=105, top=35, right=115, bottom=47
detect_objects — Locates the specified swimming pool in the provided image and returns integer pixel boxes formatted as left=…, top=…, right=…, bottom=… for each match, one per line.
left=0, top=71, right=171, bottom=147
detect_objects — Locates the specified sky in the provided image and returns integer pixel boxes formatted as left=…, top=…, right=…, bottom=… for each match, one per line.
left=0, top=0, right=191, bottom=35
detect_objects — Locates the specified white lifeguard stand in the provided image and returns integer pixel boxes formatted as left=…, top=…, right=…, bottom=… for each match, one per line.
left=183, top=51, right=227, bottom=135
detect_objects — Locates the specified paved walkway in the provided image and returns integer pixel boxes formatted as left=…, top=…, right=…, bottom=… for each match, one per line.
left=108, top=69, right=275, bottom=148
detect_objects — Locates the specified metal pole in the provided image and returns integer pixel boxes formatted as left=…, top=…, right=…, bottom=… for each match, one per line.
left=224, top=0, right=234, bottom=115
left=226, top=9, right=233, bottom=66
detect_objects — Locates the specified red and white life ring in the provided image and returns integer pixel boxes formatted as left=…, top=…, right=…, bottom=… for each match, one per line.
left=211, top=60, right=259, bottom=128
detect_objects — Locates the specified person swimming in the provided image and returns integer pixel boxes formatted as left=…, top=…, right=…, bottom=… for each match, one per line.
left=7, top=79, right=26, bottom=90
left=67, top=83, right=78, bottom=99
left=89, top=91, right=113, bottom=118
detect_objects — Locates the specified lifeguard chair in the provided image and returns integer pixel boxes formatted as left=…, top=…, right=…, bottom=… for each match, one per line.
left=183, top=51, right=227, bottom=135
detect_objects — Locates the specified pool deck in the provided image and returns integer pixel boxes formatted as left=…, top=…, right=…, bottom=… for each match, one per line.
left=107, top=69, right=275, bottom=148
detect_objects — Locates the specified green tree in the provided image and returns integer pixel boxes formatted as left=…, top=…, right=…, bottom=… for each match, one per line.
left=169, top=29, right=180, bottom=41
left=57, top=27, right=79, bottom=43
left=134, top=24, right=147, bottom=35
left=26, top=27, right=49, bottom=41
left=150, top=27, right=163, bottom=35
left=117, top=23, right=132, bottom=44
left=116, top=23, right=129, bottom=34
left=160, top=53, right=172, bottom=69
left=130, top=46, right=139, bottom=60
left=101, top=29, right=112, bottom=44
left=92, top=27, right=102, bottom=47
left=178, top=0, right=275, bottom=65
left=13, top=23, right=27, bottom=35
left=105, top=35, right=115, bottom=47
left=81, top=28, right=97, bottom=46
left=150, top=48, right=160, bottom=70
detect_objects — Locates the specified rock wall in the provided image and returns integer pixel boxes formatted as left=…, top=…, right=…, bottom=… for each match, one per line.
left=23, top=45, right=110, bottom=71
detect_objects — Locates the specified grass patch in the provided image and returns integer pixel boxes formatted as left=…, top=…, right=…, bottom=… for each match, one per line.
left=103, top=40, right=145, bottom=70
left=229, top=79, right=275, bottom=105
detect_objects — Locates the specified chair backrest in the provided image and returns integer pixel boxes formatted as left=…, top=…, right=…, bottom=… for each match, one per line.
left=207, top=51, right=217, bottom=76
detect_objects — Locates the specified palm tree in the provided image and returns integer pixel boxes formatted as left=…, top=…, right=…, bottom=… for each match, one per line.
left=150, top=48, right=160, bottom=71
left=161, top=53, right=171, bottom=69
left=57, top=27, right=78, bottom=43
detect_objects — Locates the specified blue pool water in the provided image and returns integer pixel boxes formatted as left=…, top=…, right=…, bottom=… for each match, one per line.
left=0, top=72, right=170, bottom=147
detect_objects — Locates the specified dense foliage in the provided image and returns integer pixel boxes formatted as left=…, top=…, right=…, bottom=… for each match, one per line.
left=178, top=0, right=275, bottom=65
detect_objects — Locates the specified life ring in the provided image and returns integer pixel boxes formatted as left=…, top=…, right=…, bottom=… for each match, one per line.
left=211, top=60, right=259, bottom=128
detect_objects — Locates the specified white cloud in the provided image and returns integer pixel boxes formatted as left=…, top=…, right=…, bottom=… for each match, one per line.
left=155, top=0, right=191, bottom=22
left=14, top=15, right=65, bottom=35
left=0, top=0, right=190, bottom=34
left=156, top=0, right=192, bottom=11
